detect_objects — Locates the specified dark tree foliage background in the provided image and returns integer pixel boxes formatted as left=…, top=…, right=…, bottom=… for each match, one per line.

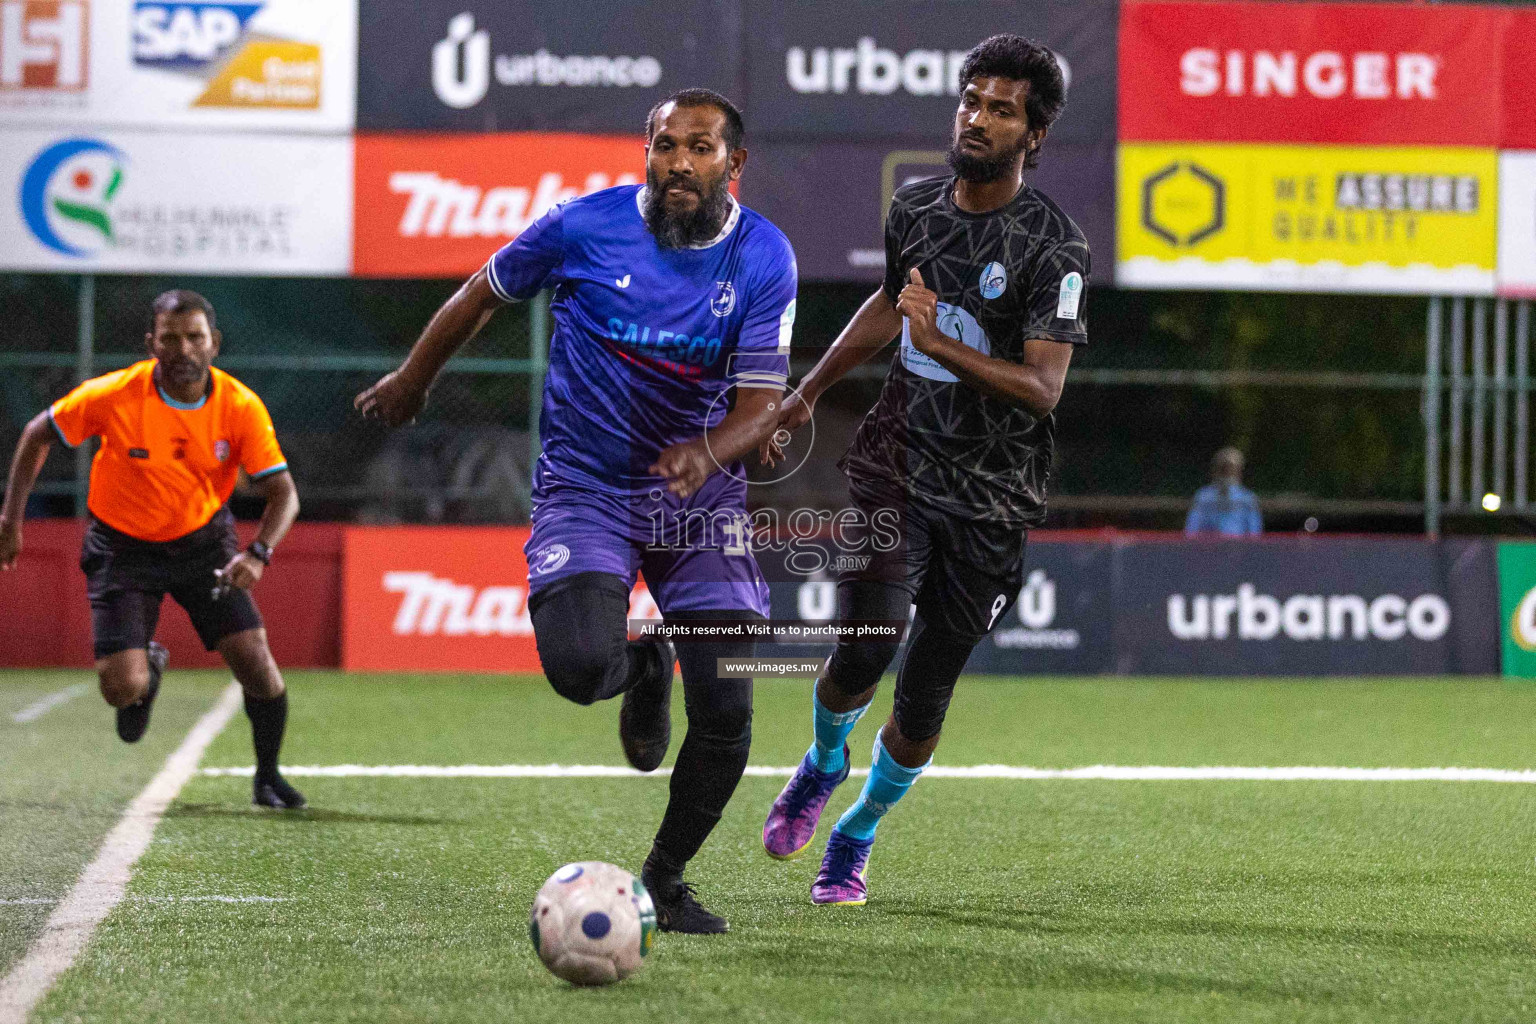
left=1, top=274, right=1438, bottom=529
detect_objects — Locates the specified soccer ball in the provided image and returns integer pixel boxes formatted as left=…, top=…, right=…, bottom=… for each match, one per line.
left=528, top=861, right=657, bottom=986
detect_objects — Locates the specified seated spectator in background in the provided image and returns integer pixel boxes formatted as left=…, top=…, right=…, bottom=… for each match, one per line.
left=1185, top=447, right=1263, bottom=537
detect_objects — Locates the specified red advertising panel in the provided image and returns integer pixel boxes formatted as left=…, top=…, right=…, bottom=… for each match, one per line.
left=342, top=525, right=656, bottom=674
left=352, top=132, right=644, bottom=278
left=1504, top=10, right=1536, bottom=149
left=1119, top=1, right=1506, bottom=146
left=0, top=520, right=343, bottom=669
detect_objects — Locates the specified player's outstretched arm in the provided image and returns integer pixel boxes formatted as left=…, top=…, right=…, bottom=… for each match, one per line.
left=653, top=387, right=783, bottom=498
left=0, top=411, right=56, bottom=570
left=759, top=289, right=902, bottom=464
left=354, top=268, right=502, bottom=427
left=898, top=268, right=1073, bottom=419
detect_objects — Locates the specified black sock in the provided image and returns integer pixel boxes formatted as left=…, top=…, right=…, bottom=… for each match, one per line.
left=647, top=638, right=754, bottom=875
left=641, top=846, right=685, bottom=893
left=244, top=691, right=288, bottom=783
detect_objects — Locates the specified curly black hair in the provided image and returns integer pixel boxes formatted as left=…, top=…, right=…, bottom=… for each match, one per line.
left=644, top=88, right=745, bottom=152
left=957, top=34, right=1067, bottom=169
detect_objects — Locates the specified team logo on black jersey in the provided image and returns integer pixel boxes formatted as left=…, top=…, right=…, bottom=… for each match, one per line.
left=979, top=261, right=1007, bottom=300
left=711, top=281, right=737, bottom=317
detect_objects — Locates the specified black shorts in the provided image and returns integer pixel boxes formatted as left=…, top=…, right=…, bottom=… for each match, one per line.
left=81, top=508, right=263, bottom=659
left=839, top=476, right=1029, bottom=641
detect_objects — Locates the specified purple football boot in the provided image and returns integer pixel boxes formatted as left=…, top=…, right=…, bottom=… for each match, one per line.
left=811, top=828, right=873, bottom=906
left=763, top=745, right=850, bottom=860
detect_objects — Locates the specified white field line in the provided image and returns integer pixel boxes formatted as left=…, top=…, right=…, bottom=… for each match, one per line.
left=0, top=683, right=241, bottom=1024
left=11, top=684, right=90, bottom=724
left=128, top=895, right=288, bottom=904
left=199, top=763, right=1536, bottom=783
left=1, top=896, right=286, bottom=907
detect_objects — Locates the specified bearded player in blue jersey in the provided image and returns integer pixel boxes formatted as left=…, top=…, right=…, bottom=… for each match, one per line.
left=356, top=90, right=796, bottom=934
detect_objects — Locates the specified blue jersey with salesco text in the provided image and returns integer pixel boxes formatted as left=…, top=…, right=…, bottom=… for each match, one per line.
left=486, top=184, right=797, bottom=496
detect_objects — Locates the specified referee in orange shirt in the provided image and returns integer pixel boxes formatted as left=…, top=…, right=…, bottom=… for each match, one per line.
left=0, top=290, right=305, bottom=809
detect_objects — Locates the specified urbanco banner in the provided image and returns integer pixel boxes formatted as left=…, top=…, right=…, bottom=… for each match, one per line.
left=356, top=0, right=737, bottom=133
left=0, top=0, right=356, bottom=131
left=963, top=540, right=1115, bottom=675
left=744, top=0, right=1116, bottom=146
left=1112, top=537, right=1496, bottom=676
left=0, top=128, right=351, bottom=274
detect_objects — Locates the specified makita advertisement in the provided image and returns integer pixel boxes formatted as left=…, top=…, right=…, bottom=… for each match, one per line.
left=342, top=525, right=660, bottom=673
left=352, top=132, right=642, bottom=277
left=743, top=0, right=1117, bottom=146
left=355, top=0, right=737, bottom=133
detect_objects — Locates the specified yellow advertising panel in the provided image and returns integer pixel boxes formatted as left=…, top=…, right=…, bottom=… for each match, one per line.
left=1118, top=143, right=1497, bottom=294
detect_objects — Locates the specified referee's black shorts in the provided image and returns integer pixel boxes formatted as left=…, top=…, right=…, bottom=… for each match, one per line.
left=838, top=475, right=1029, bottom=641
left=81, top=507, right=263, bottom=660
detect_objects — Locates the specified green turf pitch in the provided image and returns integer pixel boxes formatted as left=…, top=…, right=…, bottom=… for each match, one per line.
left=5, top=673, right=1536, bottom=1023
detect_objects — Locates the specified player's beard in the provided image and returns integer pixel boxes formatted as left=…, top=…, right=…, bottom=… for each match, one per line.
left=946, top=134, right=1031, bottom=183
left=643, top=172, right=733, bottom=249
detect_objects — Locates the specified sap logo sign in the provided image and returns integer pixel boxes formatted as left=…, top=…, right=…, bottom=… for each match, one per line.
left=133, top=2, right=261, bottom=70
left=1167, top=585, right=1450, bottom=642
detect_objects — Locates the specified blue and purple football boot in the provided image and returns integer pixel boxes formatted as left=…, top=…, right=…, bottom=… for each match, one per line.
left=762, top=745, right=850, bottom=860
left=811, top=828, right=873, bottom=906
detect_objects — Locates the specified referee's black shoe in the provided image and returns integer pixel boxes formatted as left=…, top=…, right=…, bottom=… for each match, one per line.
left=643, top=873, right=730, bottom=935
left=619, top=638, right=674, bottom=772
left=253, top=773, right=307, bottom=810
left=115, top=641, right=167, bottom=744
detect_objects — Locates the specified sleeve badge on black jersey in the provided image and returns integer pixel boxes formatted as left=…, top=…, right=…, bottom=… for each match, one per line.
left=1056, top=272, right=1083, bottom=320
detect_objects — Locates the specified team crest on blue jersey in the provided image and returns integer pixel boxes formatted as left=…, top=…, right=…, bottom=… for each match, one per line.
left=529, top=544, right=571, bottom=576
left=711, top=281, right=737, bottom=317
left=214, top=439, right=231, bottom=462
left=979, top=262, right=1007, bottom=300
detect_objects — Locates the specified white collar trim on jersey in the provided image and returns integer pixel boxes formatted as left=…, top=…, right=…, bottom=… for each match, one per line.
left=635, top=187, right=740, bottom=249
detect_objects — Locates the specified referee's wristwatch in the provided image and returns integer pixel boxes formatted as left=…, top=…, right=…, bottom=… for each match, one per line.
left=246, top=540, right=273, bottom=565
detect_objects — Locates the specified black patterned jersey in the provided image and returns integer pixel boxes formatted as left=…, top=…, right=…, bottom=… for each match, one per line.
left=838, top=175, right=1090, bottom=529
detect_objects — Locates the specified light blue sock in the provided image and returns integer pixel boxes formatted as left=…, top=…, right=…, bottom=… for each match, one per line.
left=834, top=733, right=928, bottom=840
left=808, top=688, right=868, bottom=773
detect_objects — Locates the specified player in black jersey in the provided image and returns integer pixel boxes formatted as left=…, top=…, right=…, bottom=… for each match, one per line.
left=759, top=34, right=1090, bottom=905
